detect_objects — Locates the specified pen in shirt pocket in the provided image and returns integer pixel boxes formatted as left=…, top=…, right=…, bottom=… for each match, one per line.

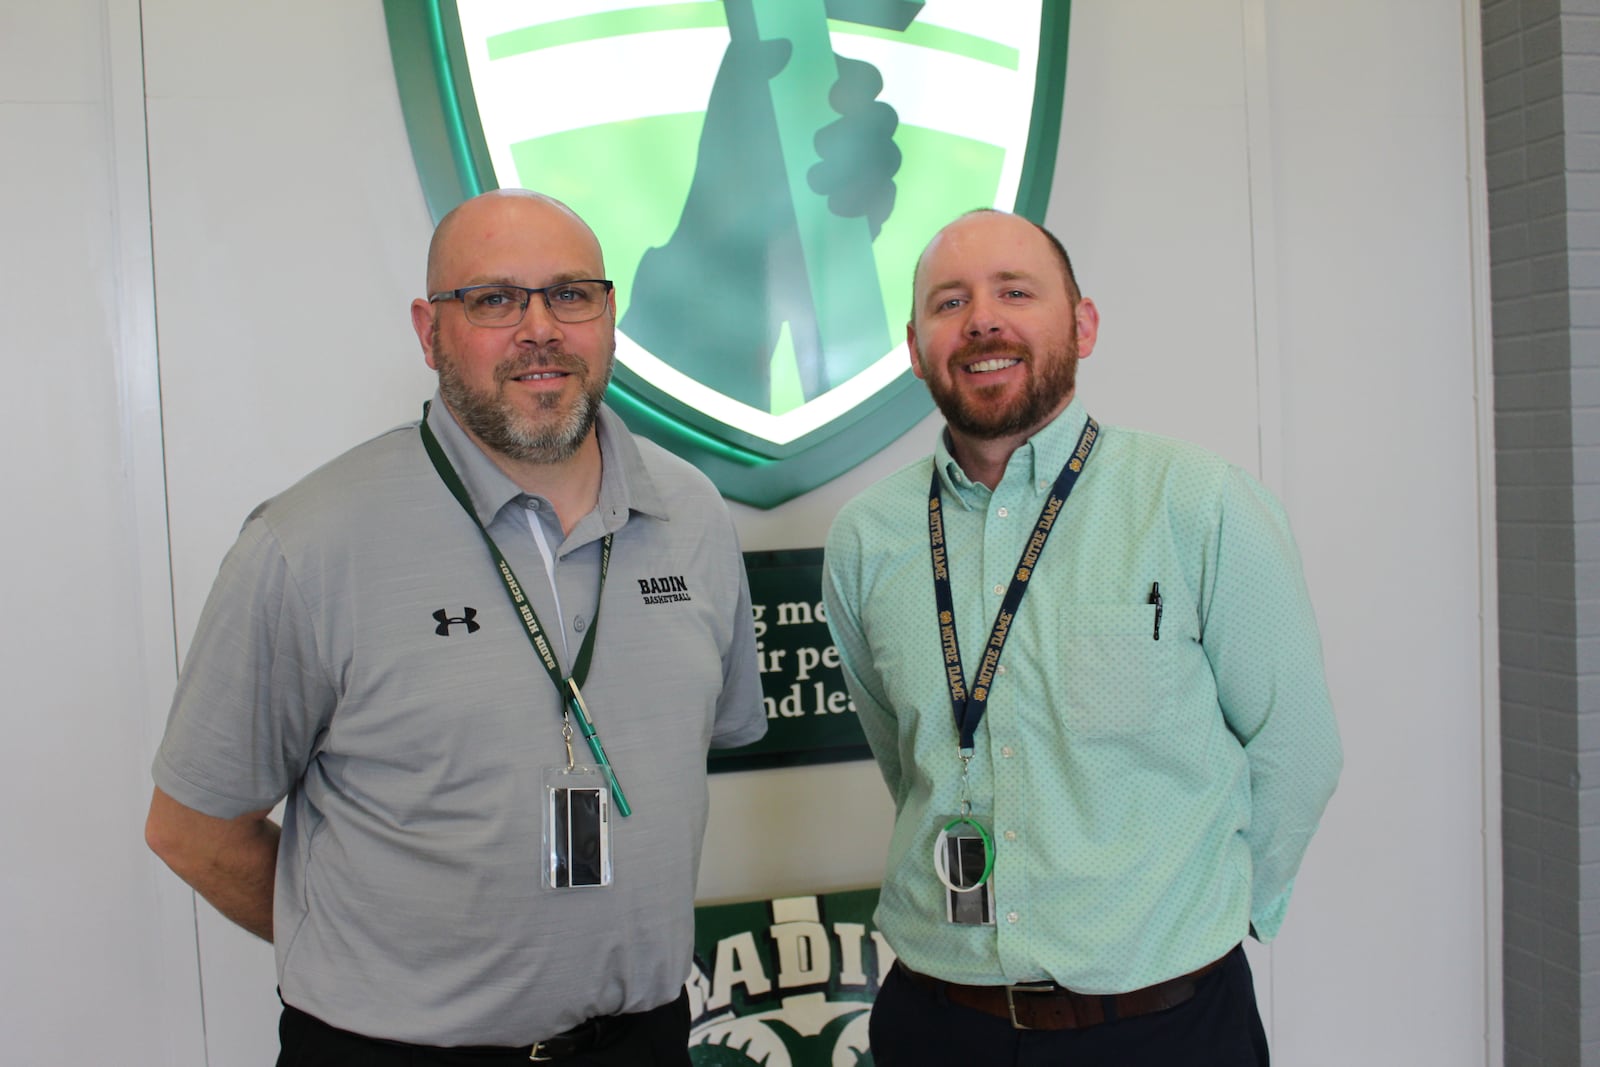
left=1148, top=581, right=1162, bottom=640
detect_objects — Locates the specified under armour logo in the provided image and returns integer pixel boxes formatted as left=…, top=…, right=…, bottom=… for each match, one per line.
left=433, top=607, right=481, bottom=636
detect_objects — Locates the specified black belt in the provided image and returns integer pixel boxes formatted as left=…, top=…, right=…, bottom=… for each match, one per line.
left=416, top=1012, right=615, bottom=1061
left=525, top=1013, right=611, bottom=1062
left=895, top=948, right=1232, bottom=1031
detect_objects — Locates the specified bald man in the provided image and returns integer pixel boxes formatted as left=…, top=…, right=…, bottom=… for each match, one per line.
left=822, top=210, right=1342, bottom=1065
left=146, top=190, right=765, bottom=1065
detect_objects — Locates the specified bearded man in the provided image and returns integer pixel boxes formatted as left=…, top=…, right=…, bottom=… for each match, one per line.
left=145, top=190, right=765, bottom=1065
left=822, top=210, right=1343, bottom=1066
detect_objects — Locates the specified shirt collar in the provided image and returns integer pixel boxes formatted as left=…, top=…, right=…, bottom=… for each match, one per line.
left=933, top=395, right=1091, bottom=508
left=423, top=393, right=670, bottom=533
left=591, top=403, right=669, bottom=527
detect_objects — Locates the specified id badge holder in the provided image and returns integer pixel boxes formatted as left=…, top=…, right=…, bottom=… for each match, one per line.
left=543, top=765, right=613, bottom=889
left=934, top=815, right=995, bottom=925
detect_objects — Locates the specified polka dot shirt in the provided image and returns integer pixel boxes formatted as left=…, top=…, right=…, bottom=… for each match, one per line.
left=822, top=397, right=1342, bottom=992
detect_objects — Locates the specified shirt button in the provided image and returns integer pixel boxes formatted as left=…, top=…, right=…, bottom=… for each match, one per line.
left=1001, top=746, right=1015, bottom=758
left=525, top=498, right=540, bottom=511
left=996, top=664, right=1007, bottom=675
left=1007, top=912, right=1020, bottom=924
left=1038, top=479, right=1049, bottom=489
left=997, top=506, right=1009, bottom=518
left=1003, top=830, right=1017, bottom=841
left=993, top=584, right=1005, bottom=596
left=573, top=615, right=587, bottom=632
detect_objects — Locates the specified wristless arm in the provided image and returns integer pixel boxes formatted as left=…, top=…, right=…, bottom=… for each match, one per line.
left=145, top=786, right=280, bottom=942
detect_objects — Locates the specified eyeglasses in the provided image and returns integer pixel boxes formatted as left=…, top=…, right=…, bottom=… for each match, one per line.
left=428, top=279, right=614, bottom=327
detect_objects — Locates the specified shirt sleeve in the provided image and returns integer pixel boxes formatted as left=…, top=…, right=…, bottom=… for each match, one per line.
left=1198, top=468, right=1344, bottom=940
left=152, top=516, right=336, bottom=817
left=823, top=512, right=904, bottom=800
left=709, top=516, right=768, bottom=749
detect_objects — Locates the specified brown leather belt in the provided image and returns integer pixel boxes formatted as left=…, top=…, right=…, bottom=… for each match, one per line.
left=894, top=951, right=1230, bottom=1031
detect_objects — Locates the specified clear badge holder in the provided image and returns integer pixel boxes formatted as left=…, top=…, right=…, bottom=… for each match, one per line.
left=935, top=815, right=996, bottom=926
left=543, top=764, right=613, bottom=889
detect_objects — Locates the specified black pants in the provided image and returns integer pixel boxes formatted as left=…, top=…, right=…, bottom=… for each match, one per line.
left=275, top=989, right=692, bottom=1067
left=868, top=945, right=1269, bottom=1067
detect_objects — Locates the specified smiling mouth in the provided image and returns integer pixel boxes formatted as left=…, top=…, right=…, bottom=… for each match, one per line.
left=509, top=370, right=567, bottom=382
left=963, top=357, right=1022, bottom=374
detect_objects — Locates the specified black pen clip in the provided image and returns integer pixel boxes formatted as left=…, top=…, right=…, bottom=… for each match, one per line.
left=1148, top=581, right=1162, bottom=641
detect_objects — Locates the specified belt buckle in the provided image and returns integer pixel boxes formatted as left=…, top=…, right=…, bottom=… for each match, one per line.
left=529, top=1041, right=553, bottom=1062
left=1004, top=981, right=1057, bottom=1030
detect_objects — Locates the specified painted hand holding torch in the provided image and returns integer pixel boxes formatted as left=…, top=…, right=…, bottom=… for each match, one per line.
left=624, top=0, right=920, bottom=413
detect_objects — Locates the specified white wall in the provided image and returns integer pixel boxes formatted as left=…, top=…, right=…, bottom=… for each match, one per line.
left=0, top=1, right=1496, bottom=1064
left=0, top=1, right=202, bottom=1062
left=1261, top=6, right=1498, bottom=1061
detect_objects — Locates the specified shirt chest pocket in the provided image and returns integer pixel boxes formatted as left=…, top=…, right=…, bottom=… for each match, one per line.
left=1009, top=601, right=1183, bottom=738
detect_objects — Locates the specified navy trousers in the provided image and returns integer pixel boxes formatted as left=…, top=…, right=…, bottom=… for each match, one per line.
left=868, top=945, right=1270, bottom=1067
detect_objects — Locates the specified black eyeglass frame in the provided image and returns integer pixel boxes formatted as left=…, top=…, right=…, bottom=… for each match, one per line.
left=427, top=279, right=615, bottom=326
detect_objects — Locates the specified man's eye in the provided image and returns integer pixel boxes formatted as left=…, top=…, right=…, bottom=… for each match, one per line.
left=937, top=297, right=965, bottom=311
left=470, top=289, right=519, bottom=309
left=1002, top=289, right=1031, bottom=299
left=549, top=286, right=586, bottom=304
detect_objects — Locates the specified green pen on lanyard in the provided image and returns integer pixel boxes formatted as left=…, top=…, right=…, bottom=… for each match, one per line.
left=566, top=679, right=631, bottom=817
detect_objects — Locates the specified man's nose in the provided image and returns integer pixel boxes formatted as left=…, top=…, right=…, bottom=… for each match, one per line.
left=963, top=295, right=1004, bottom=337
left=512, top=295, right=564, bottom=344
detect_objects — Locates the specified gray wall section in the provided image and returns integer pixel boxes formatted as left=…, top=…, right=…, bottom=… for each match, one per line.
left=1486, top=1, right=1600, bottom=1063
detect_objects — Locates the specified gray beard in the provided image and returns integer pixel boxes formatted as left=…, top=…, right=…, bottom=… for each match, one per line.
left=440, top=365, right=600, bottom=465
left=433, top=329, right=613, bottom=465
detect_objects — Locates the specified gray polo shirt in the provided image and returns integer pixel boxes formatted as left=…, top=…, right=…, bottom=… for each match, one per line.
left=153, top=397, right=765, bottom=1045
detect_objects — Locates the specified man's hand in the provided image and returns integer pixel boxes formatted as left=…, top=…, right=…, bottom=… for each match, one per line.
left=145, top=787, right=279, bottom=942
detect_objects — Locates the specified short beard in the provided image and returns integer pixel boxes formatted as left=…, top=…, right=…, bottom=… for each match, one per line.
left=432, top=322, right=614, bottom=465
left=921, top=336, right=1077, bottom=441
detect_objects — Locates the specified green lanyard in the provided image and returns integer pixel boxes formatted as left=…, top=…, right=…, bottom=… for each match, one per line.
left=419, top=403, right=631, bottom=816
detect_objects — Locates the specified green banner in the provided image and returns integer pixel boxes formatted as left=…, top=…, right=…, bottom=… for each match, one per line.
left=711, top=549, right=870, bottom=773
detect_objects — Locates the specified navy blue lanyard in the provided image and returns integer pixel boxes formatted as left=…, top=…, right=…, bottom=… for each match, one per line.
left=928, top=416, right=1099, bottom=752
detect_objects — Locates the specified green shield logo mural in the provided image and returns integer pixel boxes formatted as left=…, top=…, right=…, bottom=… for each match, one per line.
left=386, top=1, right=1069, bottom=507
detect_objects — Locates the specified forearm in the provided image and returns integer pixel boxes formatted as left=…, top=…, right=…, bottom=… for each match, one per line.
left=182, top=819, right=280, bottom=942
left=145, top=788, right=280, bottom=941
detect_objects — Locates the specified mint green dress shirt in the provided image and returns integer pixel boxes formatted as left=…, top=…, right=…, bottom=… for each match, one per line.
left=823, top=397, right=1342, bottom=993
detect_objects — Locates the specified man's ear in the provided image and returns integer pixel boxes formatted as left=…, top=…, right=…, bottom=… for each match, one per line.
left=1073, top=297, right=1100, bottom=360
left=411, top=298, right=439, bottom=369
left=907, top=321, right=926, bottom=380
